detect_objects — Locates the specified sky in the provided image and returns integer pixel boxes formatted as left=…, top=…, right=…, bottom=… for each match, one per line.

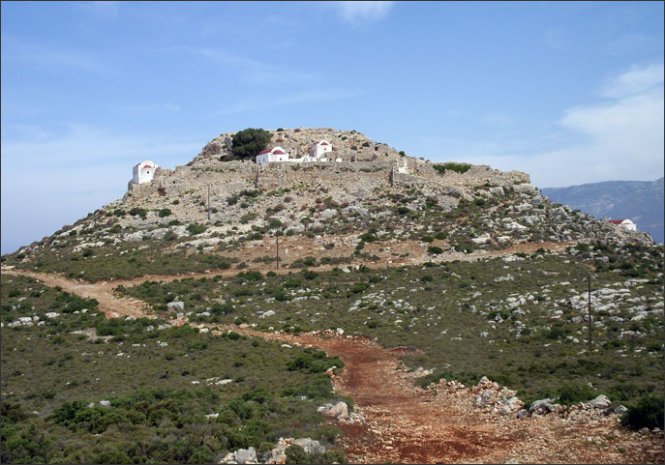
left=2, top=1, right=664, bottom=254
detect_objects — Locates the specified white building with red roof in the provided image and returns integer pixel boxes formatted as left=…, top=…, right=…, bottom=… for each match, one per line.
left=308, top=140, right=333, bottom=160
left=132, top=160, right=158, bottom=184
left=256, top=146, right=289, bottom=165
left=608, top=218, right=637, bottom=232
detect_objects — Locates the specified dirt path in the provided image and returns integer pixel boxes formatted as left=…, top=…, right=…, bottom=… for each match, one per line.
left=1, top=240, right=572, bottom=319
left=197, top=325, right=663, bottom=464
left=2, top=239, right=662, bottom=463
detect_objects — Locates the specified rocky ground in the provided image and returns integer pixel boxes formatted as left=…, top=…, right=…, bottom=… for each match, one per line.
left=3, top=260, right=663, bottom=464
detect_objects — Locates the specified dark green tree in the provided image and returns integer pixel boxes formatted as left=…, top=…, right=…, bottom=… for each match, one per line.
left=232, top=128, right=272, bottom=159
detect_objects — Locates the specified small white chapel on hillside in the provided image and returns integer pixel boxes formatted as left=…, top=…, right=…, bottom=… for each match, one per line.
left=132, top=160, right=158, bottom=184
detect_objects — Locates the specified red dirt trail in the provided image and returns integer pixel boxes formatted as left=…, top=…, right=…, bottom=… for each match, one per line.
left=2, top=242, right=663, bottom=464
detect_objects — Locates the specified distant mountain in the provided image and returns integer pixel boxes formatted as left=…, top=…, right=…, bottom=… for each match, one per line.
left=542, top=178, right=664, bottom=243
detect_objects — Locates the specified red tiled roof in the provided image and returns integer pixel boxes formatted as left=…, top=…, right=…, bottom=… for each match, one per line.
left=258, top=149, right=271, bottom=155
left=608, top=219, right=624, bottom=224
left=272, top=149, right=285, bottom=155
left=319, top=141, right=329, bottom=145
left=142, top=164, right=153, bottom=169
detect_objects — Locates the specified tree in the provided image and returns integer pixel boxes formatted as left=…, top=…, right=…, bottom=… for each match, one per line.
left=232, top=128, right=272, bottom=159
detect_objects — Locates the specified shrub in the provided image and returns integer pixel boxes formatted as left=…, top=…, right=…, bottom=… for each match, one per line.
left=187, top=223, right=207, bottom=235
left=349, top=282, right=369, bottom=294
left=158, top=208, right=172, bottom=218
left=427, top=246, right=443, bottom=255
left=232, top=128, right=272, bottom=159
left=240, top=212, right=258, bottom=224
left=558, top=383, right=596, bottom=405
left=164, top=231, right=178, bottom=241
left=432, top=162, right=471, bottom=174
left=621, top=395, right=665, bottom=430
left=301, top=269, right=318, bottom=280
left=129, top=207, right=147, bottom=219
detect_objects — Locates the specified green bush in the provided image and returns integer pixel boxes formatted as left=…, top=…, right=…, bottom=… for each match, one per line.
left=432, top=162, right=471, bottom=174
left=186, top=223, right=207, bottom=235
left=427, top=246, right=443, bottom=255
left=621, top=395, right=664, bottom=430
left=158, top=208, right=172, bottom=218
left=232, top=128, right=272, bottom=159
left=349, top=282, right=369, bottom=294
left=301, top=269, right=318, bottom=280
left=240, top=212, right=258, bottom=224
left=558, top=383, right=596, bottom=405
left=129, top=207, right=147, bottom=219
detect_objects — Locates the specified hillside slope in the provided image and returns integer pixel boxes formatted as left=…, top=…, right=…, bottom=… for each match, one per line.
left=1, top=128, right=663, bottom=464
left=542, top=178, right=664, bottom=243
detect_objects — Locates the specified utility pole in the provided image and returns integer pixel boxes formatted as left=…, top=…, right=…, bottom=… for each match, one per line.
left=587, top=274, right=592, bottom=351
left=276, top=232, right=280, bottom=270
left=207, top=184, right=211, bottom=222
left=384, top=261, right=389, bottom=303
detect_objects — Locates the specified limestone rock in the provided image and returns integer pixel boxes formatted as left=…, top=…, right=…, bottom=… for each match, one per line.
left=588, top=394, right=611, bottom=409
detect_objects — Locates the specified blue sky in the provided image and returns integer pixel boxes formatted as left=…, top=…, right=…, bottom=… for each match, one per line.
left=2, top=1, right=664, bottom=253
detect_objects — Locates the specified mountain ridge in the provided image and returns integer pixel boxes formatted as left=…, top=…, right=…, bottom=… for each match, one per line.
left=542, top=178, right=664, bottom=243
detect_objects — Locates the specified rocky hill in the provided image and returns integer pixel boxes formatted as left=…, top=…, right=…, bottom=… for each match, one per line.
left=3, top=128, right=653, bottom=280
left=1, top=128, right=663, bottom=464
left=542, top=178, right=664, bottom=244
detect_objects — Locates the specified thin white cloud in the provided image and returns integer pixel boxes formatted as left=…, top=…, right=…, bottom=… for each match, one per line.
left=329, top=1, right=394, bottom=24
left=601, top=63, right=664, bottom=98
left=172, top=46, right=316, bottom=83
left=83, top=1, right=125, bottom=17
left=2, top=35, right=105, bottom=73
left=1, top=123, right=200, bottom=171
left=426, top=63, right=665, bottom=188
left=1, top=123, right=202, bottom=253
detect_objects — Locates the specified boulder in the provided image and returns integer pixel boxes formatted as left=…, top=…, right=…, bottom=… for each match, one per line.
left=234, top=447, right=257, bottom=464
left=588, top=394, right=611, bottom=409
left=489, top=186, right=505, bottom=196
left=319, top=401, right=349, bottom=421
left=614, top=405, right=628, bottom=415
left=514, top=183, right=537, bottom=194
left=167, top=301, right=185, bottom=312
left=320, top=209, right=338, bottom=220
left=294, top=438, right=325, bottom=455
left=516, top=409, right=529, bottom=419
left=529, top=398, right=555, bottom=415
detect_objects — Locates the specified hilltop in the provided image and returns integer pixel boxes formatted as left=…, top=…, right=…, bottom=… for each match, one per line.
left=1, top=128, right=663, bottom=464
left=3, top=127, right=653, bottom=280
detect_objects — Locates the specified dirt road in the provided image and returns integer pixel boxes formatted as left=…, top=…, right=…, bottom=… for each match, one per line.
left=2, top=240, right=662, bottom=464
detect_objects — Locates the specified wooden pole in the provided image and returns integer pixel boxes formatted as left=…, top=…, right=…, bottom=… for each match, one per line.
left=587, top=274, right=592, bottom=351
left=207, top=184, right=211, bottom=222
left=384, top=261, right=389, bottom=303
left=276, top=232, right=280, bottom=269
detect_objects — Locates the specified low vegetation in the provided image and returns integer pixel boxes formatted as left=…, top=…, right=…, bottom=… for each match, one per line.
left=1, top=276, right=346, bottom=464
left=432, top=162, right=472, bottom=174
